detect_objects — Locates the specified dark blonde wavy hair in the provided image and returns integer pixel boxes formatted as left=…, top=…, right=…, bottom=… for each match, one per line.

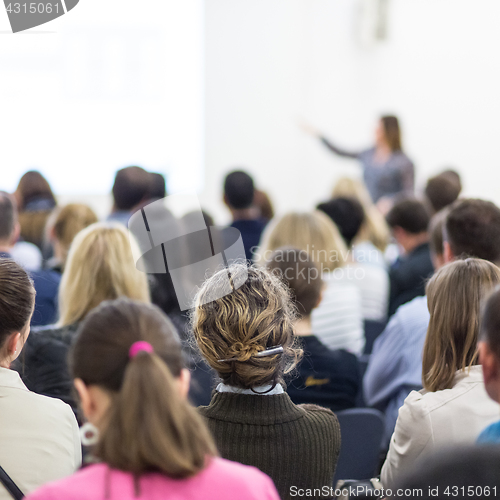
left=423, top=258, right=500, bottom=392
left=192, top=263, right=301, bottom=390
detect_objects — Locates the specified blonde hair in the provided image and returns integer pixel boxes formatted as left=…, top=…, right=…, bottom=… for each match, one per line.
left=58, top=223, right=150, bottom=326
left=259, top=211, right=347, bottom=273
left=422, top=258, right=500, bottom=392
left=192, top=264, right=301, bottom=389
left=331, top=177, right=390, bottom=251
left=53, top=204, right=98, bottom=265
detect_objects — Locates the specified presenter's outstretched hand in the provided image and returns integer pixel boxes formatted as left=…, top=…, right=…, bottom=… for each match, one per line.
left=298, top=118, right=321, bottom=137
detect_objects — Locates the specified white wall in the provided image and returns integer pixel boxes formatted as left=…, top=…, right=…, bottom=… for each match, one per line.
left=202, top=0, right=500, bottom=224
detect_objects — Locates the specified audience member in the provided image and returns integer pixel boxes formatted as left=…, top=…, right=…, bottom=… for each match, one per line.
left=18, top=223, right=150, bottom=414
left=396, top=446, right=500, bottom=500
left=148, top=172, right=167, bottom=201
left=386, top=197, right=433, bottom=316
left=364, top=208, right=448, bottom=446
left=317, top=197, right=389, bottom=322
left=331, top=177, right=390, bottom=265
left=477, top=287, right=500, bottom=444
left=267, top=247, right=359, bottom=411
left=25, top=299, right=280, bottom=500
left=30, top=203, right=98, bottom=326
left=14, top=171, right=57, bottom=250
left=259, top=211, right=364, bottom=354
left=108, top=166, right=152, bottom=225
left=223, top=170, right=267, bottom=261
left=193, top=264, right=340, bottom=500
left=381, top=258, right=500, bottom=487
left=424, top=170, right=462, bottom=214
left=253, top=188, right=275, bottom=222
left=0, top=259, right=80, bottom=498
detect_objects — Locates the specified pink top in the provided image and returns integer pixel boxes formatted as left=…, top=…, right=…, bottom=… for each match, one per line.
left=25, top=457, right=280, bottom=500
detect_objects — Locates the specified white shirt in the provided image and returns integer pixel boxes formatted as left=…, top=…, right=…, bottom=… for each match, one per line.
left=311, top=270, right=364, bottom=354
left=381, top=365, right=500, bottom=488
left=0, top=367, right=81, bottom=499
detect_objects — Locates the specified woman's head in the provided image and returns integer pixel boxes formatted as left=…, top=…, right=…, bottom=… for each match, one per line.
left=0, top=259, right=35, bottom=366
left=71, top=298, right=217, bottom=477
left=192, top=264, right=301, bottom=389
left=51, top=204, right=99, bottom=266
left=58, top=222, right=150, bottom=326
left=259, top=211, right=347, bottom=273
left=376, top=115, right=402, bottom=152
left=423, top=258, right=500, bottom=392
left=15, top=170, right=56, bottom=210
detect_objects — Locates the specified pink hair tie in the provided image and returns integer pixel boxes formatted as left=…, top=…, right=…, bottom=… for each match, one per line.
left=129, top=341, right=154, bottom=359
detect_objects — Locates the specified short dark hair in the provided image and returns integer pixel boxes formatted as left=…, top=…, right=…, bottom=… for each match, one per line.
left=445, top=199, right=500, bottom=264
left=317, top=197, right=365, bottom=247
left=223, top=170, right=255, bottom=210
left=386, top=198, right=430, bottom=234
left=425, top=173, right=462, bottom=213
left=148, top=173, right=166, bottom=200
left=396, top=446, right=500, bottom=499
left=112, top=166, right=151, bottom=211
left=0, top=192, right=17, bottom=243
left=266, top=247, right=323, bottom=318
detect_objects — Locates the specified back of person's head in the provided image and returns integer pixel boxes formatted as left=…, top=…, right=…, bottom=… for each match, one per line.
left=425, top=173, right=462, bottom=214
left=0, top=259, right=35, bottom=359
left=71, top=298, right=217, bottom=477
left=253, top=189, right=274, bottom=221
left=15, top=170, right=56, bottom=211
left=148, top=172, right=167, bottom=201
left=423, top=258, right=500, bottom=392
left=317, top=197, right=365, bottom=248
left=380, top=115, right=402, bottom=152
left=445, top=199, right=500, bottom=264
left=480, top=287, right=500, bottom=361
left=396, top=446, right=500, bottom=499
left=386, top=197, right=430, bottom=235
left=331, top=177, right=390, bottom=251
left=193, top=264, right=301, bottom=390
left=52, top=204, right=98, bottom=264
left=428, top=208, right=451, bottom=270
left=0, top=192, right=17, bottom=245
left=266, top=248, right=323, bottom=319
left=58, top=222, right=150, bottom=326
left=223, top=170, right=255, bottom=210
left=259, top=211, right=347, bottom=273
left=112, top=166, right=151, bottom=211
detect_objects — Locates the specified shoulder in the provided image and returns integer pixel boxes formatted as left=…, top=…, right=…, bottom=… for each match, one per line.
left=19, top=387, right=76, bottom=422
left=295, top=403, right=340, bottom=433
left=25, top=465, right=107, bottom=500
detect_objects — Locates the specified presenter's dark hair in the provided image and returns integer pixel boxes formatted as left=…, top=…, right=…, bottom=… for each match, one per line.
left=381, top=115, right=402, bottom=152
left=224, top=170, right=255, bottom=210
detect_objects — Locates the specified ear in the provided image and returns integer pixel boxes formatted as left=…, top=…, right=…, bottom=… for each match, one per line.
left=479, top=342, right=499, bottom=400
left=223, top=194, right=230, bottom=208
left=74, top=378, right=93, bottom=421
left=443, top=241, right=454, bottom=264
left=177, top=368, right=191, bottom=399
left=4, top=332, right=22, bottom=365
left=10, top=222, right=21, bottom=246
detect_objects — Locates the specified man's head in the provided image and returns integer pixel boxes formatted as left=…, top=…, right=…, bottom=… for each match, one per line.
left=266, top=247, right=323, bottom=320
left=316, top=197, right=365, bottom=248
left=112, top=166, right=151, bottom=212
left=386, top=197, right=430, bottom=254
left=0, top=192, right=18, bottom=249
left=425, top=172, right=462, bottom=214
left=223, top=170, right=255, bottom=211
left=444, top=199, right=500, bottom=265
left=479, top=286, right=500, bottom=404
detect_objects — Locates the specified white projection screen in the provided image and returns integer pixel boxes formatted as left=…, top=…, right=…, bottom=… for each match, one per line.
left=0, top=0, right=204, bottom=196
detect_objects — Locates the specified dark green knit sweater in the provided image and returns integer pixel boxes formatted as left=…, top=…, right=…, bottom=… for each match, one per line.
left=199, top=391, right=341, bottom=500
